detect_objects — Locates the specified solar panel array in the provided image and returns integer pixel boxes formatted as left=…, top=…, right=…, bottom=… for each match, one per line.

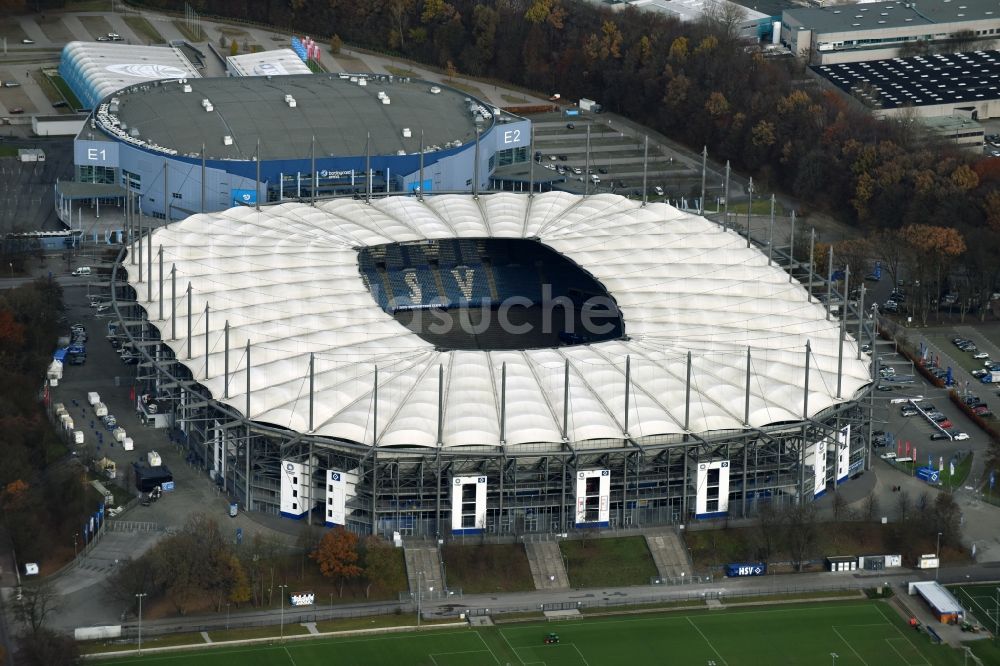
left=812, top=50, right=1000, bottom=109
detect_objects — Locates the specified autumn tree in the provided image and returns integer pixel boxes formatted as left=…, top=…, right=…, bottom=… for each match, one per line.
left=311, top=527, right=362, bottom=596
left=900, top=224, right=966, bottom=324
left=229, top=40, right=238, bottom=56
left=330, top=34, right=343, bottom=54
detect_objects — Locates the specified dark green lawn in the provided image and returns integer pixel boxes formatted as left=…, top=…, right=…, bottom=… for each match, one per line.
left=93, top=600, right=979, bottom=665
left=560, top=535, right=657, bottom=588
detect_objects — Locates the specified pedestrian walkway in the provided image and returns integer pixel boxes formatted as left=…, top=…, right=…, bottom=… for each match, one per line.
left=524, top=541, right=569, bottom=590
left=404, top=546, right=443, bottom=596
left=645, top=530, right=690, bottom=581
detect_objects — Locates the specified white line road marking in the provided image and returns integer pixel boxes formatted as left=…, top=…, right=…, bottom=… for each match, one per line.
left=686, top=617, right=729, bottom=666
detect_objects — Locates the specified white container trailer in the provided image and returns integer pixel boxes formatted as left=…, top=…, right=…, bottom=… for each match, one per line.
left=113, top=427, right=126, bottom=443
left=73, top=430, right=85, bottom=445
left=122, top=437, right=134, bottom=451
left=94, top=402, right=108, bottom=418
left=87, top=391, right=101, bottom=406
left=147, top=451, right=162, bottom=467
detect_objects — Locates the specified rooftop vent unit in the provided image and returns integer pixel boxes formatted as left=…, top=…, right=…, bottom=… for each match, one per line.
left=358, top=78, right=367, bottom=86
left=205, top=103, right=213, bottom=112
left=396, top=149, right=406, bottom=156
left=182, top=84, right=192, bottom=93
left=129, top=127, right=140, bottom=137
left=201, top=98, right=211, bottom=108
left=223, top=135, right=233, bottom=146
left=377, top=91, right=387, bottom=100
left=402, top=128, right=412, bottom=138
left=382, top=96, right=390, bottom=104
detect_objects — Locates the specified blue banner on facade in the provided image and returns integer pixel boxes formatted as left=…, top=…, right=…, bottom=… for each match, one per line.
left=231, top=188, right=257, bottom=207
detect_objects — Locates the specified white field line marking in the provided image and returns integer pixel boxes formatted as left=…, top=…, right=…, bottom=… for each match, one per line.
left=832, top=625, right=870, bottom=666
left=474, top=631, right=503, bottom=666
left=872, top=604, right=930, bottom=666
left=686, top=616, right=729, bottom=666
left=283, top=646, right=299, bottom=666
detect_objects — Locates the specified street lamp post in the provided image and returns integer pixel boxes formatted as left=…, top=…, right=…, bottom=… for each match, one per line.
left=73, top=532, right=78, bottom=558
left=416, top=571, right=423, bottom=629
left=830, top=652, right=839, bottom=666
left=226, top=602, right=230, bottom=630
left=278, top=583, right=288, bottom=640
left=936, top=532, right=943, bottom=581
left=135, top=592, right=148, bottom=654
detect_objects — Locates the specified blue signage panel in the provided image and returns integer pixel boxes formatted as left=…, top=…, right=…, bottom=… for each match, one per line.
left=725, top=562, right=767, bottom=577
left=231, top=188, right=257, bottom=206
left=407, top=179, right=433, bottom=193
left=74, top=140, right=120, bottom=167
left=493, top=119, right=530, bottom=150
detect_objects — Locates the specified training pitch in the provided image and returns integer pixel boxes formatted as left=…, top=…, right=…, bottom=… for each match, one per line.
left=96, top=601, right=979, bottom=665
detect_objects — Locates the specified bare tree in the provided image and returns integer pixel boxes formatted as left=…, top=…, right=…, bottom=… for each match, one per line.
left=831, top=490, right=848, bottom=522
left=783, top=503, right=819, bottom=572
left=13, top=580, right=60, bottom=637
left=700, top=0, right=747, bottom=40
left=862, top=493, right=879, bottom=523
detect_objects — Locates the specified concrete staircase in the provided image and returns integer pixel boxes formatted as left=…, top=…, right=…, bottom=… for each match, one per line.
left=645, top=531, right=691, bottom=581
left=525, top=541, right=569, bottom=589
left=404, top=546, right=444, bottom=596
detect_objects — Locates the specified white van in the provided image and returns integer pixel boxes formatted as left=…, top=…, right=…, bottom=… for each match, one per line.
left=72, top=266, right=92, bottom=276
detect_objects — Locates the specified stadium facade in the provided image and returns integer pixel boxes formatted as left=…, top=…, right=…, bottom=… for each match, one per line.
left=69, top=72, right=531, bottom=220
left=109, top=192, right=875, bottom=538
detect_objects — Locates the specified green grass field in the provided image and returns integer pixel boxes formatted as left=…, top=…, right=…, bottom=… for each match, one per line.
left=94, top=600, right=984, bottom=665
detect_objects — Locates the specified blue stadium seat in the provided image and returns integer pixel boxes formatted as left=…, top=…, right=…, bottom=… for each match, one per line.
left=437, top=240, right=459, bottom=267
left=386, top=268, right=442, bottom=310
left=384, top=244, right=405, bottom=270
left=441, top=264, right=490, bottom=306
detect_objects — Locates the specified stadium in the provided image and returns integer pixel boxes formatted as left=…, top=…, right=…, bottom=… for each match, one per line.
left=69, top=61, right=531, bottom=220
left=109, top=192, right=873, bottom=536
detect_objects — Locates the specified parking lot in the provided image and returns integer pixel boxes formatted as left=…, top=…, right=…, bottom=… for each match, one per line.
left=495, top=112, right=729, bottom=203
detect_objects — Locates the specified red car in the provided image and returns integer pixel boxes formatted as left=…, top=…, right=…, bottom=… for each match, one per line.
left=937, top=419, right=953, bottom=429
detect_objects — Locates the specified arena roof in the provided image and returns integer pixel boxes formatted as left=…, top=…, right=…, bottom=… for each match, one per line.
left=813, top=50, right=1000, bottom=109
left=130, top=193, right=871, bottom=450
left=226, top=49, right=313, bottom=77
left=60, top=42, right=201, bottom=109
left=108, top=75, right=481, bottom=160
left=784, top=0, right=1000, bottom=34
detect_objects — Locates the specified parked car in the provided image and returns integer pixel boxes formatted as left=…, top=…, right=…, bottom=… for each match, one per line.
left=972, top=369, right=988, bottom=379
left=566, top=123, right=575, bottom=129
left=9, top=108, right=24, bottom=114
left=883, top=300, right=899, bottom=313
left=953, top=432, right=970, bottom=441
left=930, top=432, right=951, bottom=440
left=653, top=186, right=664, bottom=196
left=21, top=39, right=33, bottom=44
left=974, top=352, right=989, bottom=359
left=876, top=384, right=894, bottom=391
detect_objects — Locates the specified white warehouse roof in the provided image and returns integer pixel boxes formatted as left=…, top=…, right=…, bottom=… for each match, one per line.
left=60, top=41, right=200, bottom=108
left=131, top=193, right=871, bottom=450
left=226, top=49, right=313, bottom=77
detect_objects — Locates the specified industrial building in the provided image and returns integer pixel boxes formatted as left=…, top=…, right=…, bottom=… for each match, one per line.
left=105, top=191, right=875, bottom=536
left=781, top=0, right=1000, bottom=64
left=67, top=73, right=531, bottom=220
left=811, top=50, right=1000, bottom=119
left=226, top=49, right=313, bottom=77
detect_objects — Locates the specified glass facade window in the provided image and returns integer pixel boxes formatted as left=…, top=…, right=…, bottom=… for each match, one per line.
left=122, top=169, right=141, bottom=191
left=495, top=146, right=528, bottom=168
left=78, top=165, right=116, bottom=184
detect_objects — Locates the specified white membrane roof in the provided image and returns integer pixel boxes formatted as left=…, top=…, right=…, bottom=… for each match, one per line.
left=131, top=193, right=871, bottom=450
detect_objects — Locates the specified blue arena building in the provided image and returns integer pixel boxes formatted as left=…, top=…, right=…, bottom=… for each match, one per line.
left=67, top=72, right=531, bottom=220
